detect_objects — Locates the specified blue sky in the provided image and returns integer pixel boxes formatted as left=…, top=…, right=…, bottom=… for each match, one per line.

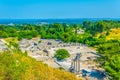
left=0, top=0, right=119, bottom=19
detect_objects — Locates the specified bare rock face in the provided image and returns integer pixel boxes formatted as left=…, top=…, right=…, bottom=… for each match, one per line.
left=0, top=39, right=9, bottom=52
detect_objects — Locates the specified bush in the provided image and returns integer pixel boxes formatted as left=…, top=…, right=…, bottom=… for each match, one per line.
left=54, top=49, right=70, bottom=60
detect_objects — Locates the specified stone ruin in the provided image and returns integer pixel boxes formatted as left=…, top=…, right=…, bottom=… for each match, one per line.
left=70, top=53, right=82, bottom=74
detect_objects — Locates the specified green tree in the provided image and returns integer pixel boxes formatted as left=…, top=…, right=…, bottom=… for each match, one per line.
left=73, top=24, right=79, bottom=34
left=2, top=32, right=8, bottom=38
left=62, top=33, right=71, bottom=42
left=97, top=40, right=120, bottom=79
left=54, top=49, right=70, bottom=60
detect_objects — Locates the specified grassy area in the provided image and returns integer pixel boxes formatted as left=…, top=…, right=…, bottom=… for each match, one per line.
left=4, top=37, right=18, bottom=43
left=0, top=50, right=81, bottom=80
left=106, top=28, right=120, bottom=40
left=96, top=28, right=120, bottom=41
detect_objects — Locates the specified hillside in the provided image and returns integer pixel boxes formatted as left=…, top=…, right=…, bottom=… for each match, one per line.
left=0, top=50, right=81, bottom=80
left=96, top=28, right=120, bottom=41
left=106, top=28, right=120, bottom=40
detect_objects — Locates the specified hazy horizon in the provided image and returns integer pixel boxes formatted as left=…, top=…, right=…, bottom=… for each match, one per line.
left=0, top=18, right=120, bottom=25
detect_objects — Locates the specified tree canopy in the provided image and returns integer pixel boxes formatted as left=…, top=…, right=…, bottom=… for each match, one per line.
left=97, top=40, right=120, bottom=80
left=54, top=49, right=70, bottom=60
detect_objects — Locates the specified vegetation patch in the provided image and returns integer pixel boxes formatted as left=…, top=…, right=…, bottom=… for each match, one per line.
left=54, top=49, right=70, bottom=60
left=0, top=50, right=81, bottom=80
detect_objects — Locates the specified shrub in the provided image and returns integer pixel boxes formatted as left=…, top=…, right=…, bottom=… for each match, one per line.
left=54, top=49, right=70, bottom=60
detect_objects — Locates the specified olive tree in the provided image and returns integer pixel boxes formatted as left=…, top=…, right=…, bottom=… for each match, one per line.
left=54, top=49, right=70, bottom=60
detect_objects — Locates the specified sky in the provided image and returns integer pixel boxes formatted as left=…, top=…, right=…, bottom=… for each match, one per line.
left=0, top=0, right=120, bottom=19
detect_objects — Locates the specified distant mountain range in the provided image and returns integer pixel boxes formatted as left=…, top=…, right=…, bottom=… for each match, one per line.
left=0, top=18, right=120, bottom=24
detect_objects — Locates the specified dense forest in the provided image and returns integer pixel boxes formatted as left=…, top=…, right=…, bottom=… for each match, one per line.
left=0, top=20, right=120, bottom=46
left=97, top=40, right=120, bottom=80
left=0, top=20, right=120, bottom=79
